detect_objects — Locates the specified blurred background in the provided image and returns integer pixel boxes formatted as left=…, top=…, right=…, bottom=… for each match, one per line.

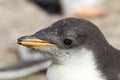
left=0, top=0, right=120, bottom=80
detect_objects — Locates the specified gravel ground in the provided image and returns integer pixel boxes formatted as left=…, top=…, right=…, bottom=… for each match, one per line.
left=0, top=0, right=119, bottom=80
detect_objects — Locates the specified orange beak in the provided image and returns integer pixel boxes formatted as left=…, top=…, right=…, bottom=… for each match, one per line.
left=18, top=38, right=56, bottom=47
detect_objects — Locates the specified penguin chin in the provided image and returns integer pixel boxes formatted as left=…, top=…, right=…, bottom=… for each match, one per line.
left=30, top=46, right=70, bottom=62
left=30, top=46, right=62, bottom=56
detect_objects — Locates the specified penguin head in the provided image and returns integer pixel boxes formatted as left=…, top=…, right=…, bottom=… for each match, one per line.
left=17, top=18, right=107, bottom=62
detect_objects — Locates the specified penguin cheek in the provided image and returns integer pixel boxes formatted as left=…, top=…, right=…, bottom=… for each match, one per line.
left=78, top=34, right=88, bottom=46
left=31, top=46, right=59, bottom=55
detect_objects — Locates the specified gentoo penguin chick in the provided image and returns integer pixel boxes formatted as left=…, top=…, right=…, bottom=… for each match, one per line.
left=17, top=18, right=120, bottom=80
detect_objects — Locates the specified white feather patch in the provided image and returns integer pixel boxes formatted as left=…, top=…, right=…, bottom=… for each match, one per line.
left=47, top=48, right=106, bottom=80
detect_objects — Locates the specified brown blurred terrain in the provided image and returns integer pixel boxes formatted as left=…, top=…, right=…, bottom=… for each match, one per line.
left=0, top=0, right=120, bottom=80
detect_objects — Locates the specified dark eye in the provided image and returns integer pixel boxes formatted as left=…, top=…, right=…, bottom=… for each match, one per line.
left=63, top=39, right=72, bottom=46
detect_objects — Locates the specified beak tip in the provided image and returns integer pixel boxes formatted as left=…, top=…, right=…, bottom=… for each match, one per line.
left=17, top=41, right=21, bottom=45
left=17, top=37, right=23, bottom=44
left=17, top=35, right=32, bottom=44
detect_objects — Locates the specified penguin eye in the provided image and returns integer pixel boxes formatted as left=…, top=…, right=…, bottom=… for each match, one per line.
left=63, top=39, right=72, bottom=46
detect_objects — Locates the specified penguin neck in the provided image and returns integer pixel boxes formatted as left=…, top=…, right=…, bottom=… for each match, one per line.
left=46, top=48, right=106, bottom=80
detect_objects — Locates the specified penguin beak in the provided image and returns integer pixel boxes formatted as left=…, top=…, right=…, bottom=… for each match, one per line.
left=17, top=36, right=56, bottom=47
